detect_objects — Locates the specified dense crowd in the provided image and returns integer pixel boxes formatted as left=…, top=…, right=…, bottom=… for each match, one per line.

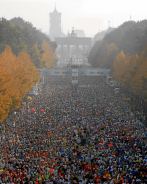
left=0, top=76, right=146, bottom=184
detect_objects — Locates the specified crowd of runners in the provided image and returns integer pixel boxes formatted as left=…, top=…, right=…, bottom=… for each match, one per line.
left=0, top=76, right=146, bottom=184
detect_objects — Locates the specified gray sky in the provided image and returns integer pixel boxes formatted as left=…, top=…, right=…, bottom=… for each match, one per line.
left=0, top=0, right=147, bottom=36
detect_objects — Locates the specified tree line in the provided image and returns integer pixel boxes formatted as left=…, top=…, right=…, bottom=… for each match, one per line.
left=0, top=18, right=56, bottom=122
left=0, top=17, right=56, bottom=68
left=89, top=20, right=147, bottom=100
left=0, top=46, right=39, bottom=122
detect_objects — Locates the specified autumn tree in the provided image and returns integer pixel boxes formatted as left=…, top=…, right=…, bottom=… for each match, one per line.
left=41, top=40, right=56, bottom=68
left=0, top=46, right=39, bottom=122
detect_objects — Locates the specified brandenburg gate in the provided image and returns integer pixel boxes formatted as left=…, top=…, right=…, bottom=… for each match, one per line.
left=55, top=30, right=92, bottom=66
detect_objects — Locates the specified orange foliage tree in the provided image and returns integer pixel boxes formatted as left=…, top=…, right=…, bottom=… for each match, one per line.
left=113, top=49, right=147, bottom=99
left=41, top=40, right=56, bottom=68
left=0, top=46, right=39, bottom=122
left=130, top=51, right=147, bottom=97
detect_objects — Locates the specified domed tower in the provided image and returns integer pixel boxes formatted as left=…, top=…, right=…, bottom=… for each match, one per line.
left=49, top=6, right=62, bottom=40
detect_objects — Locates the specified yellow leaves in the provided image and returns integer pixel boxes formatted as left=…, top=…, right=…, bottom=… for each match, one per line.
left=0, top=45, right=39, bottom=122
left=41, top=40, right=56, bottom=68
left=113, top=51, right=126, bottom=81
left=113, top=49, right=147, bottom=99
left=130, top=53, right=147, bottom=95
left=0, top=94, right=12, bottom=122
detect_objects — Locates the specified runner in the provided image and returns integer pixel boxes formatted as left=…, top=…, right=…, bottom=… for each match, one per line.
left=0, top=76, right=146, bottom=183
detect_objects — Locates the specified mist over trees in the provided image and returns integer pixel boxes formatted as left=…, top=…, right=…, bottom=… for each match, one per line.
left=89, top=20, right=147, bottom=100
left=0, top=17, right=56, bottom=68
left=0, top=17, right=56, bottom=122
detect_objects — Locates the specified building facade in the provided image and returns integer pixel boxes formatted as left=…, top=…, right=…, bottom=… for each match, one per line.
left=56, top=30, right=92, bottom=66
left=49, top=8, right=92, bottom=66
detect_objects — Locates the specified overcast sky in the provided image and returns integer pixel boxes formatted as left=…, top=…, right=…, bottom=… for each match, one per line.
left=0, top=0, right=147, bottom=37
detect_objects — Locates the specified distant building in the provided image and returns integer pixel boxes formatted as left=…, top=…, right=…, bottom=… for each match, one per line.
left=49, top=7, right=64, bottom=40
left=56, top=29, right=92, bottom=66
left=49, top=8, right=91, bottom=66
left=74, top=30, right=85, bottom=37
